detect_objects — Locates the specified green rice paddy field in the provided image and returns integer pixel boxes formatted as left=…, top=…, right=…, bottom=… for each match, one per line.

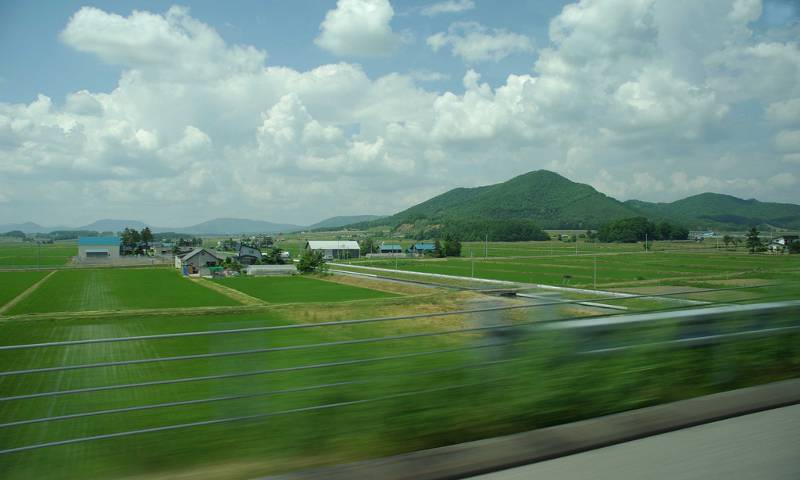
left=0, top=271, right=50, bottom=308
left=347, top=251, right=800, bottom=289
left=5, top=269, right=238, bottom=315
left=215, top=275, right=397, bottom=303
left=0, top=242, right=76, bottom=268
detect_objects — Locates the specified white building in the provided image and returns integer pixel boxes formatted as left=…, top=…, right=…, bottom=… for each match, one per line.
left=78, top=237, right=121, bottom=261
left=305, top=240, right=360, bottom=260
left=246, top=264, right=298, bottom=276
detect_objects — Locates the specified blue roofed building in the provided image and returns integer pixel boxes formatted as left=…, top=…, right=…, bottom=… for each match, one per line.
left=78, top=236, right=121, bottom=261
left=408, top=242, right=437, bottom=256
left=378, top=243, right=403, bottom=254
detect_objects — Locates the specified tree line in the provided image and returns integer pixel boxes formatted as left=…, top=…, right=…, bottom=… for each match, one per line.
left=596, top=217, right=689, bottom=243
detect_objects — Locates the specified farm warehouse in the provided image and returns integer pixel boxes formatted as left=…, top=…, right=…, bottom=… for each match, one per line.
left=78, top=236, right=120, bottom=261
left=306, top=240, right=360, bottom=260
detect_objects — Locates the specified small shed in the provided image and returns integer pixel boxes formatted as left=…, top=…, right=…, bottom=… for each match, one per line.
left=78, top=236, right=121, bottom=261
left=305, top=240, right=360, bottom=260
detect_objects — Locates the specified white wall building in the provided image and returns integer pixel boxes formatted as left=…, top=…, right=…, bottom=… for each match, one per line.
left=305, top=240, right=360, bottom=260
left=78, top=236, right=120, bottom=261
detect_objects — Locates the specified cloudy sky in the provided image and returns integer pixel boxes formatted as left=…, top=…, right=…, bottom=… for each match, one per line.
left=1, top=0, right=799, bottom=227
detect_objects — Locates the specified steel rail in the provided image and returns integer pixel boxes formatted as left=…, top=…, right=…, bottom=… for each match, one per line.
left=1, top=297, right=795, bottom=399
left=0, top=377, right=513, bottom=455
left=1, top=296, right=796, bottom=378
left=0, top=324, right=513, bottom=377
left=0, top=359, right=513, bottom=429
left=0, top=343, right=506, bottom=402
left=0, top=284, right=775, bottom=352
left=582, top=325, right=800, bottom=354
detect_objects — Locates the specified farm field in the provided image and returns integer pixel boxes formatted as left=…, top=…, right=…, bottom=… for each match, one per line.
left=459, top=239, right=724, bottom=257
left=0, top=242, right=76, bottom=268
left=0, top=271, right=51, bottom=308
left=345, top=251, right=800, bottom=291
left=6, top=268, right=239, bottom=315
left=215, top=275, right=398, bottom=304
left=0, top=288, right=797, bottom=480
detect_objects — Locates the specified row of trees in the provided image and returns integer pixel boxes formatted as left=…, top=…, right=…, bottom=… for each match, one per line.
left=406, top=219, right=550, bottom=242
left=596, top=217, right=689, bottom=243
left=120, top=227, right=154, bottom=248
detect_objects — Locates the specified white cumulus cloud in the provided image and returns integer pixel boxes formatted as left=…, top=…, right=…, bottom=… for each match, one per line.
left=315, top=0, right=403, bottom=57
left=427, top=21, right=534, bottom=62
left=421, top=0, right=475, bottom=17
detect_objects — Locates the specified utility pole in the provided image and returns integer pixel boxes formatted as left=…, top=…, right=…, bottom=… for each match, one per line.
left=471, top=249, right=474, bottom=278
left=593, top=256, right=597, bottom=290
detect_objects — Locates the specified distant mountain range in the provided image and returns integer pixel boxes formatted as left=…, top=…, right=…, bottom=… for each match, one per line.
left=624, top=193, right=800, bottom=230
left=4, top=171, right=798, bottom=236
left=0, top=215, right=381, bottom=235
left=342, top=170, right=800, bottom=232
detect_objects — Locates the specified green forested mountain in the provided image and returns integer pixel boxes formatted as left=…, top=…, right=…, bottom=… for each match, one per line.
left=345, top=171, right=800, bottom=237
left=625, top=193, right=800, bottom=230
left=351, top=170, right=642, bottom=235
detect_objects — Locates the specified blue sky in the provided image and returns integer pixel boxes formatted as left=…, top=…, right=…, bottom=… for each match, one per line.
left=0, top=0, right=798, bottom=227
left=1, top=1, right=565, bottom=104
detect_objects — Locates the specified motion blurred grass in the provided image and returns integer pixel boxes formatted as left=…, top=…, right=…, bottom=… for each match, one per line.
left=0, top=296, right=797, bottom=479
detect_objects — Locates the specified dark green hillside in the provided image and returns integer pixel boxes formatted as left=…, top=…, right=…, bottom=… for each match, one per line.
left=354, top=170, right=641, bottom=232
left=308, top=215, right=385, bottom=230
left=626, top=193, right=800, bottom=229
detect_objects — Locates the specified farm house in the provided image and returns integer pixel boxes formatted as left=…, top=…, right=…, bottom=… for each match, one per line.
left=77, top=236, right=121, bottom=261
left=237, top=244, right=262, bottom=265
left=379, top=243, right=403, bottom=254
left=175, top=248, right=223, bottom=273
left=305, top=240, right=360, bottom=260
left=408, top=242, right=436, bottom=256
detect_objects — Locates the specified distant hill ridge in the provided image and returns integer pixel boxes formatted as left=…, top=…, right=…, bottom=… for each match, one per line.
left=3, top=215, right=382, bottom=235
left=307, top=215, right=386, bottom=230
left=343, top=170, right=800, bottom=232
left=4, top=172, right=799, bottom=235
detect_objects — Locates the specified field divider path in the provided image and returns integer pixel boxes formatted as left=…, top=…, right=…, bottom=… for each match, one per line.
left=189, top=277, right=265, bottom=306
left=0, top=270, right=56, bottom=316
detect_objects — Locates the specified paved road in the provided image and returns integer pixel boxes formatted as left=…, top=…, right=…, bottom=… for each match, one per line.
left=473, top=404, right=800, bottom=480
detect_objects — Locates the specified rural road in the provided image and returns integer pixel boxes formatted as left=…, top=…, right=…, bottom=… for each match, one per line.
left=471, top=404, right=800, bottom=480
